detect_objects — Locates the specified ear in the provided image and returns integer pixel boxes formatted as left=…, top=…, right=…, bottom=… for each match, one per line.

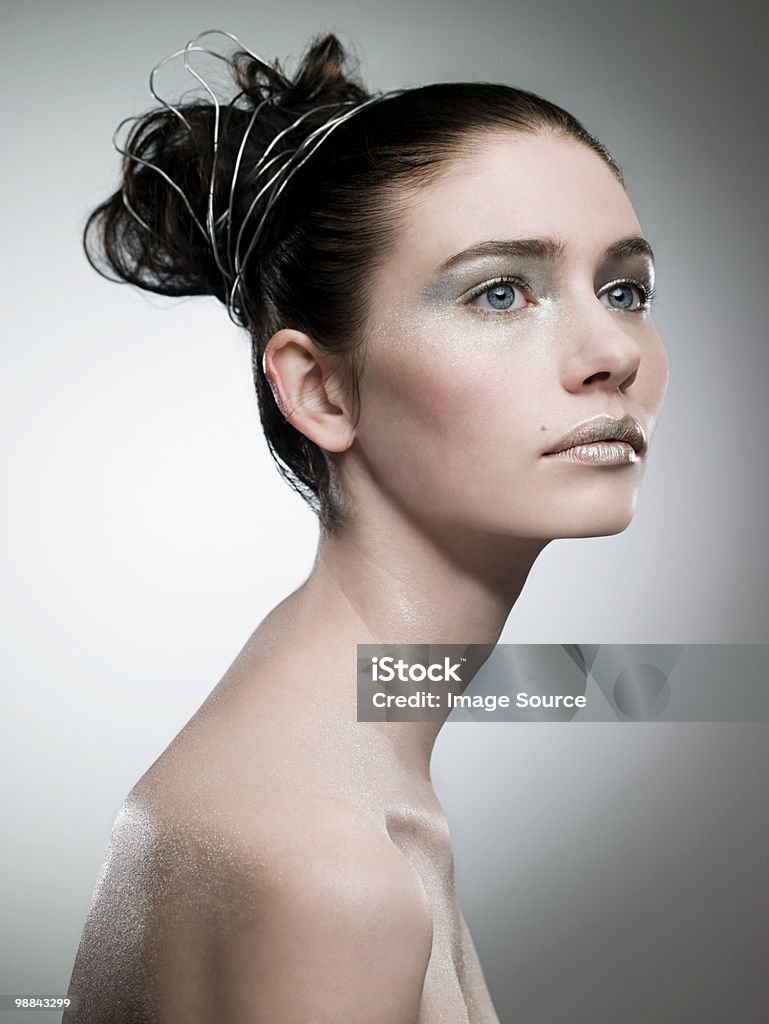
left=262, top=329, right=355, bottom=453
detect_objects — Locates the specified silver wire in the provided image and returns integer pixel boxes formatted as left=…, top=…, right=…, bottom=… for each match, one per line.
left=113, top=115, right=210, bottom=242
left=232, top=97, right=363, bottom=279
left=230, top=90, right=406, bottom=319
left=114, top=29, right=404, bottom=323
left=226, top=94, right=277, bottom=279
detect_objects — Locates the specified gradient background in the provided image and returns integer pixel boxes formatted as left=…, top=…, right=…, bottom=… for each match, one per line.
left=2, top=0, right=768, bottom=1021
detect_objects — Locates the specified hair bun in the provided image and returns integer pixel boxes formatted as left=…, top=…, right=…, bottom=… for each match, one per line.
left=83, top=31, right=370, bottom=312
left=283, top=33, right=367, bottom=105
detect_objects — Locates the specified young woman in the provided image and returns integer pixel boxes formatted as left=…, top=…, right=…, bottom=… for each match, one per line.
left=64, top=28, right=669, bottom=1024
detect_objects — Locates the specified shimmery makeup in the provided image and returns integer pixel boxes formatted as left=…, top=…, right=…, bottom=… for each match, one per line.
left=421, top=234, right=656, bottom=309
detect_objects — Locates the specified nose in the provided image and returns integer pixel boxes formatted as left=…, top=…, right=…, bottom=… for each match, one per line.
left=558, top=299, right=644, bottom=395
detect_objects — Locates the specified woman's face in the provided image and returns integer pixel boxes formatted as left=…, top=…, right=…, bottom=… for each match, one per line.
left=350, top=129, right=669, bottom=540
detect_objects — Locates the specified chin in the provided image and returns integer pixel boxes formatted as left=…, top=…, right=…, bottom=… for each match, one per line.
left=557, top=504, right=637, bottom=539
left=534, top=474, right=643, bottom=540
left=499, top=499, right=639, bottom=540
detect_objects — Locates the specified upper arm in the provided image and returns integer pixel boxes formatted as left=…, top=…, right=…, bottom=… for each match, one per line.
left=102, top=788, right=434, bottom=1024
left=210, top=845, right=434, bottom=1024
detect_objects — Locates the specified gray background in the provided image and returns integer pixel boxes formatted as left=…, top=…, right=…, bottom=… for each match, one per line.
left=2, top=0, right=768, bottom=1021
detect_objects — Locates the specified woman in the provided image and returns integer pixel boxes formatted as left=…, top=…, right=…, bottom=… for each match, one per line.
left=65, top=27, right=669, bottom=1024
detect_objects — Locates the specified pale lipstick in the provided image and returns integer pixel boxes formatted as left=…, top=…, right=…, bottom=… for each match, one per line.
left=542, top=414, right=647, bottom=466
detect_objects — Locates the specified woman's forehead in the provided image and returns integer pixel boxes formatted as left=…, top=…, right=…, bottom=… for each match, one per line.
left=388, top=131, right=641, bottom=276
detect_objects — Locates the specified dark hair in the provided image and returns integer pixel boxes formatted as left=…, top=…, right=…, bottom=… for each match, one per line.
left=84, top=32, right=623, bottom=534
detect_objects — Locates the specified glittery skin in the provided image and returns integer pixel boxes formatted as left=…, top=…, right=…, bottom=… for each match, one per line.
left=66, top=132, right=668, bottom=1023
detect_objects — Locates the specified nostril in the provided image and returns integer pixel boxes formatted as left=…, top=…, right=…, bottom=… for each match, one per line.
left=583, top=370, right=611, bottom=385
left=620, top=369, right=639, bottom=391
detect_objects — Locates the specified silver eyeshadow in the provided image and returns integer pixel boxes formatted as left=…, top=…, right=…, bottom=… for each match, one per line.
left=420, top=235, right=656, bottom=305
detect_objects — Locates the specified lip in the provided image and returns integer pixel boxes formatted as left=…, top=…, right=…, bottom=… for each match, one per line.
left=543, top=414, right=647, bottom=463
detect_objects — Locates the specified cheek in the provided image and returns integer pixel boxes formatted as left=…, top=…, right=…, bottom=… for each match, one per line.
left=655, top=338, right=670, bottom=399
left=637, top=331, right=670, bottom=412
left=357, top=329, right=547, bottom=485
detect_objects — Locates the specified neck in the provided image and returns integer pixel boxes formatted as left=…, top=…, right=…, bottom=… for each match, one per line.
left=293, top=502, right=548, bottom=782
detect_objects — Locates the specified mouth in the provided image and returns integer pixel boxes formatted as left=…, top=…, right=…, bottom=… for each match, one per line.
left=542, top=414, right=647, bottom=466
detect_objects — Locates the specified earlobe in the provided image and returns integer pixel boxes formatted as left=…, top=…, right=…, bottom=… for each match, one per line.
left=262, top=328, right=355, bottom=453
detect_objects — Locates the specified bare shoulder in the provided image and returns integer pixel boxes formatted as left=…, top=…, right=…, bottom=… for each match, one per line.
left=67, top=776, right=433, bottom=1023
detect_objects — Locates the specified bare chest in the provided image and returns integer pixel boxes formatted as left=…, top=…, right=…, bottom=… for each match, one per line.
left=384, top=807, right=501, bottom=1024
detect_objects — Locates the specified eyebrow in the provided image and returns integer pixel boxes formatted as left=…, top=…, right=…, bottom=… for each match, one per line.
left=434, top=235, right=655, bottom=273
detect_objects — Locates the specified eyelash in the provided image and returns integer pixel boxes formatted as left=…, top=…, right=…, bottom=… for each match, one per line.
left=463, top=275, right=658, bottom=314
left=463, top=275, right=531, bottom=313
left=601, top=276, right=658, bottom=312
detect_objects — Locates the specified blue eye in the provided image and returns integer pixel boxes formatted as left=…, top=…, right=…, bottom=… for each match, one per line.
left=465, top=276, right=530, bottom=313
left=599, top=279, right=655, bottom=312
